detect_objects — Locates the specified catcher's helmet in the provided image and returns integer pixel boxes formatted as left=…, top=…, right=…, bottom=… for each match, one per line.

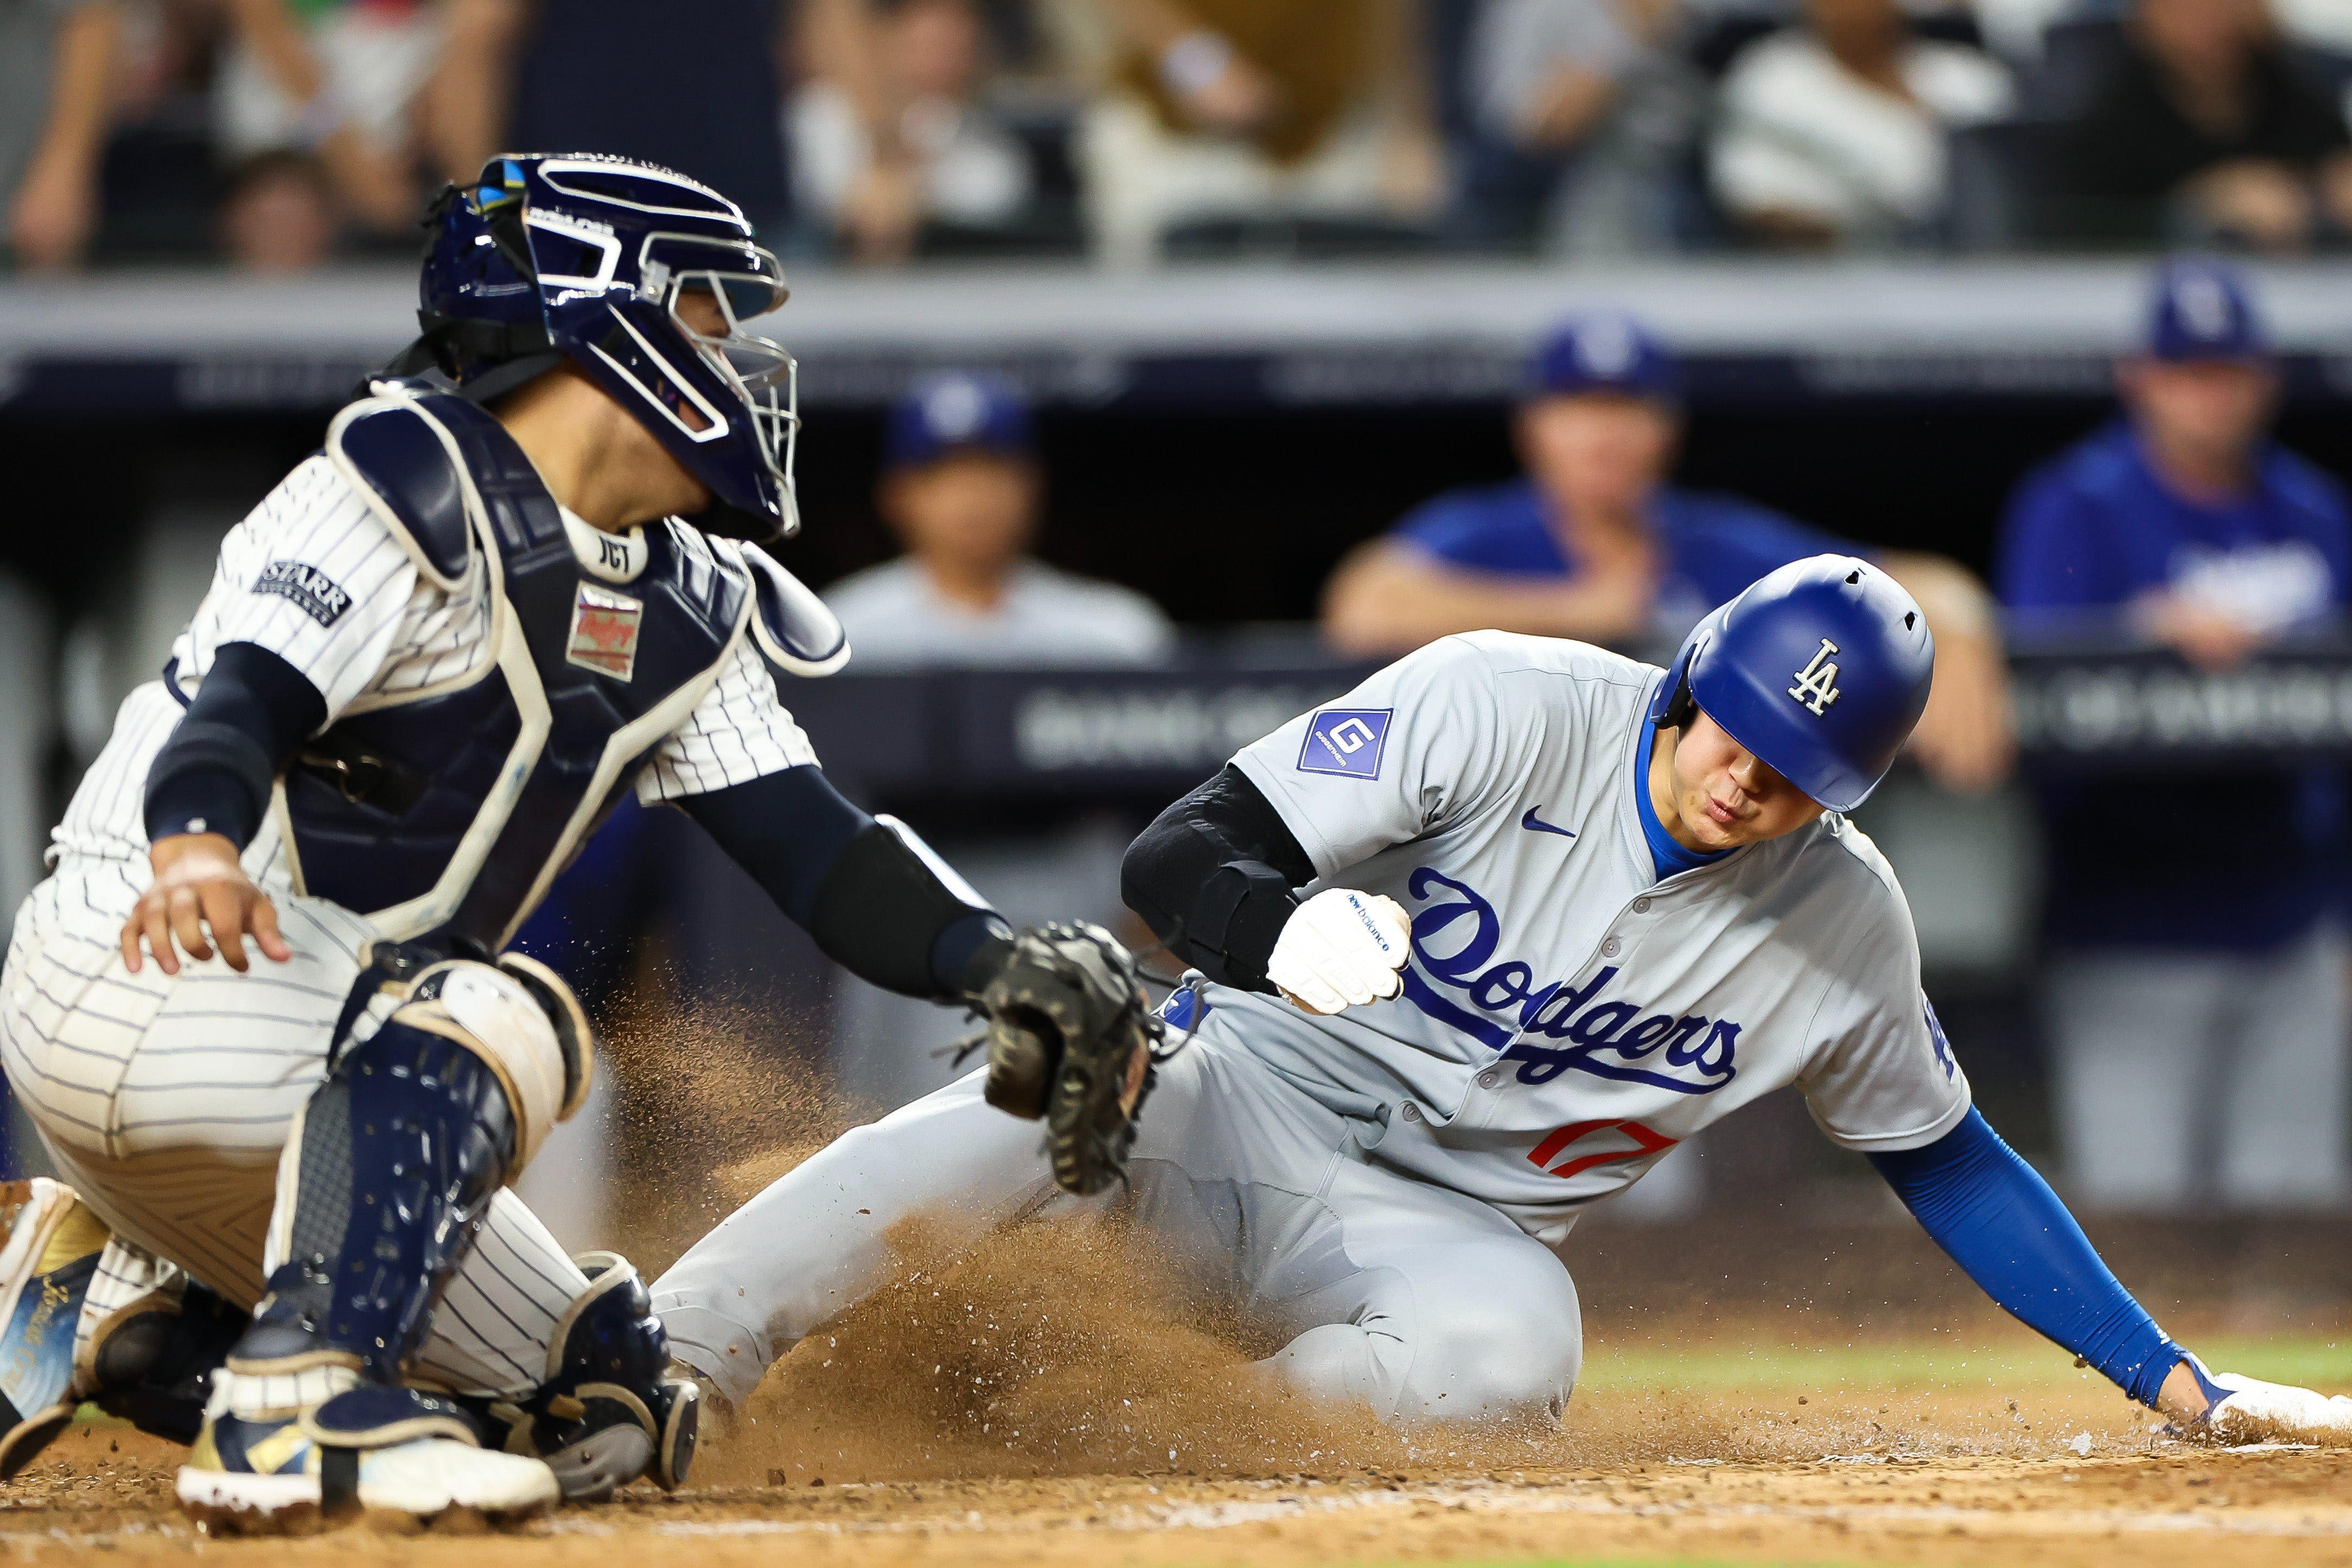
left=1648, top=554, right=1933, bottom=812
left=393, top=153, right=799, bottom=541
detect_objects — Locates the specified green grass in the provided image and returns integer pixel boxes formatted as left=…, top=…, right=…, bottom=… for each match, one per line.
left=1579, top=1330, right=2348, bottom=1395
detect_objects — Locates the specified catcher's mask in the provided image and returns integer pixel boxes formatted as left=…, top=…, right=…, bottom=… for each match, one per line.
left=393, top=153, right=799, bottom=543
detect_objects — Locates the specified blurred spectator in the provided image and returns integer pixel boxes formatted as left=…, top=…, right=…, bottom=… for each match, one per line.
left=2059, top=0, right=2352, bottom=251
left=1997, top=258, right=2350, bottom=1209
left=1710, top=0, right=2015, bottom=248
left=1972, top=0, right=2075, bottom=63
left=1080, top=0, right=1442, bottom=265
left=825, top=372, right=1175, bottom=667
left=792, top=0, right=1035, bottom=259
left=823, top=371, right=1170, bottom=1111
left=218, top=147, right=338, bottom=270
left=1451, top=0, right=1707, bottom=254
left=1321, top=311, right=2013, bottom=792
left=4, top=0, right=120, bottom=271
left=2272, top=0, right=2352, bottom=55
left=215, top=0, right=436, bottom=240
left=429, top=0, right=796, bottom=237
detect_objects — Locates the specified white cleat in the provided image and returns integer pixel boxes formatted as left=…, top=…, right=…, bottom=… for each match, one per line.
left=177, top=1419, right=560, bottom=1533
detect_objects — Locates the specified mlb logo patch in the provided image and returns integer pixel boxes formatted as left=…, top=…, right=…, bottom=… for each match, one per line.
left=567, top=583, right=643, bottom=680
left=1297, top=708, right=1392, bottom=780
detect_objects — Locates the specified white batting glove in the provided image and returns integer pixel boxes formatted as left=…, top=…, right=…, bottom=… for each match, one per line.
left=1267, top=889, right=1411, bottom=1016
left=2188, top=1354, right=2352, bottom=1442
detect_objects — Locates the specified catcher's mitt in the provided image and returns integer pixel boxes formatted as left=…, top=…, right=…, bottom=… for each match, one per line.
left=977, top=921, right=1162, bottom=1196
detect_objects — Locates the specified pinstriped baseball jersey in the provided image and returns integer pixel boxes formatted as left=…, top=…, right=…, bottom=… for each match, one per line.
left=1, top=436, right=827, bottom=1396
left=40, top=452, right=818, bottom=935
left=1215, top=631, right=1969, bottom=1243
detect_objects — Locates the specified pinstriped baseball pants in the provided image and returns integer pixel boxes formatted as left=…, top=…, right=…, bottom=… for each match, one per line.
left=0, top=871, right=588, bottom=1398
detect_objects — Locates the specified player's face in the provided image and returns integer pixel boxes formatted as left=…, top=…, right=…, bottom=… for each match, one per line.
left=1516, top=394, right=1678, bottom=520
left=1660, top=711, right=1824, bottom=851
left=2121, top=357, right=2276, bottom=466
left=882, top=451, right=1040, bottom=576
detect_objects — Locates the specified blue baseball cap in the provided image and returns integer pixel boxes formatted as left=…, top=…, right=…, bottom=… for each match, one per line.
left=2145, top=258, right=2270, bottom=362
left=1526, top=311, right=1681, bottom=403
left=884, top=372, right=1035, bottom=472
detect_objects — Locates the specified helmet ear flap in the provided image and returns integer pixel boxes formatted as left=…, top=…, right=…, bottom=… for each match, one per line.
left=1648, top=622, right=1711, bottom=730
left=1658, top=679, right=1698, bottom=731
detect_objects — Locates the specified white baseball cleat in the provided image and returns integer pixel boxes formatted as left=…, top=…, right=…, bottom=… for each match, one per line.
left=177, top=1413, right=560, bottom=1532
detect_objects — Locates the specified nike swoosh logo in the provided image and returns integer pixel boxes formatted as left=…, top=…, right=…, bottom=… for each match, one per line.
left=1520, top=806, right=1577, bottom=839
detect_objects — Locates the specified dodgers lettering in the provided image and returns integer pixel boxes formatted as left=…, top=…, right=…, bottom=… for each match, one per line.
left=253, top=560, right=352, bottom=627
left=1397, top=866, right=1739, bottom=1094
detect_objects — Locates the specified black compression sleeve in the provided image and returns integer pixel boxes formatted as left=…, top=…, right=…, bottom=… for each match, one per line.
left=680, top=764, right=866, bottom=926
left=144, top=642, right=328, bottom=848
left=1121, top=764, right=1316, bottom=993
left=683, top=766, right=1008, bottom=999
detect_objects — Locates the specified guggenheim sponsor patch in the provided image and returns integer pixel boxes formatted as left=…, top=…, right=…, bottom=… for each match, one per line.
left=253, top=560, right=353, bottom=627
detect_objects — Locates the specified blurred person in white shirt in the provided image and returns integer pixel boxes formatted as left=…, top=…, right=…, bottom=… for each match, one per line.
left=825, top=372, right=1175, bottom=670
left=1711, top=0, right=2015, bottom=247
left=215, top=0, right=441, bottom=240
left=792, top=0, right=1034, bottom=260
left=3, top=0, right=118, bottom=271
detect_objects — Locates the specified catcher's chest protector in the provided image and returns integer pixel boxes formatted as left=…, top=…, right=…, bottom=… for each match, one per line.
left=281, top=381, right=753, bottom=951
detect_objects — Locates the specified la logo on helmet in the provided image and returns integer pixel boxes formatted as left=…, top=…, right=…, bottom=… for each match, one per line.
left=1787, top=639, right=1843, bottom=716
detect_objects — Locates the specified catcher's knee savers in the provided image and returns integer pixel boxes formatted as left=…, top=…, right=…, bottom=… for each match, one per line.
left=227, top=946, right=592, bottom=1455
left=339, top=948, right=593, bottom=1174
left=466, top=1253, right=699, bottom=1499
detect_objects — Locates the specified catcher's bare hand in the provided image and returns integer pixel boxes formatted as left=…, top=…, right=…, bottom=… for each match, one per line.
left=975, top=921, right=1161, bottom=1197
left=120, top=833, right=291, bottom=976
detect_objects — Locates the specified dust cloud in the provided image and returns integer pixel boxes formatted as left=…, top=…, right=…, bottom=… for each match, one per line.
left=596, top=1000, right=2198, bottom=1487
left=694, top=1209, right=2182, bottom=1489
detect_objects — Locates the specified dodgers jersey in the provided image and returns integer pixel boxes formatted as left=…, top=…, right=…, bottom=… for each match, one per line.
left=33, top=454, right=817, bottom=939
left=1200, top=632, right=1969, bottom=1243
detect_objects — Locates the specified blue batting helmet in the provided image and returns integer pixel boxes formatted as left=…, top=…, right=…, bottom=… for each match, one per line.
left=394, top=154, right=799, bottom=541
left=1647, top=555, right=1934, bottom=812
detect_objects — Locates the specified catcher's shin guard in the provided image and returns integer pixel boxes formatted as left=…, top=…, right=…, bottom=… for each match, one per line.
left=467, top=1253, right=699, bottom=1501
left=192, top=954, right=582, bottom=1521
left=234, top=953, right=579, bottom=1383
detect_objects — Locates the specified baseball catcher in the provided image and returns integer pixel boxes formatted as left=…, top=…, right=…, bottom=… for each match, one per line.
left=655, top=556, right=2352, bottom=1441
left=0, top=152, right=1142, bottom=1528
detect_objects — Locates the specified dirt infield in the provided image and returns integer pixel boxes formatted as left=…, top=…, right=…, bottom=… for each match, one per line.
left=7, top=1218, right=2347, bottom=1567
left=15, top=1024, right=2347, bottom=1566
left=8, top=1401, right=2350, bottom=1567
left=6, top=1211, right=2347, bottom=1565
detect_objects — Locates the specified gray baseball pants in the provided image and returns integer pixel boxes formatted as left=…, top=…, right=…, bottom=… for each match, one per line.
left=652, top=1031, right=1582, bottom=1426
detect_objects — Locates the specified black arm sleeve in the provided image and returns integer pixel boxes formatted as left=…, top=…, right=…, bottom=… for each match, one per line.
left=143, top=642, right=328, bottom=848
left=1121, top=764, right=1316, bottom=993
left=682, top=765, right=1010, bottom=1000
